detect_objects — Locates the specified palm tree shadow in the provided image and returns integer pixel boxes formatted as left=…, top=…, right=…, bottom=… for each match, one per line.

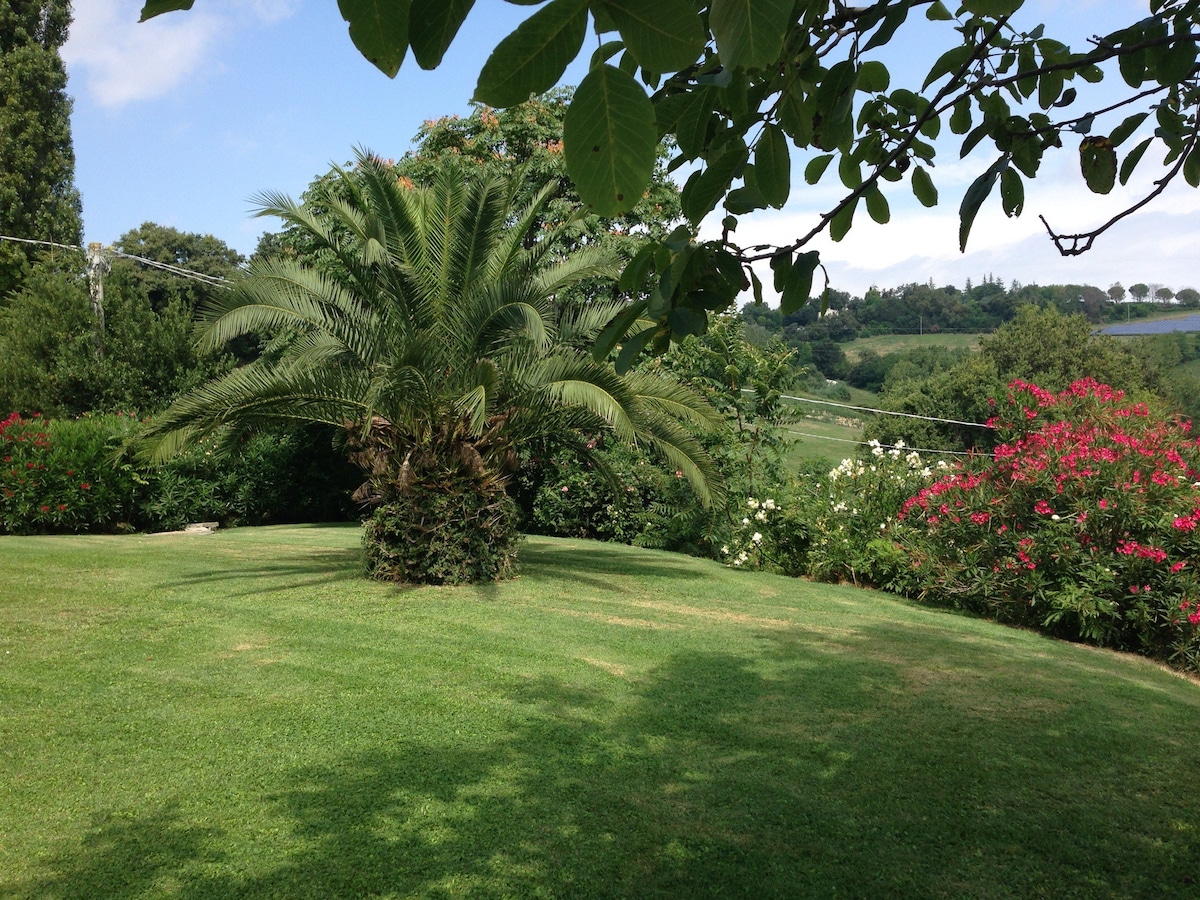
left=158, top=549, right=364, bottom=596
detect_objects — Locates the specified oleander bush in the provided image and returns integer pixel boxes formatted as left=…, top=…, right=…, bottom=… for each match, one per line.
left=892, top=378, right=1200, bottom=671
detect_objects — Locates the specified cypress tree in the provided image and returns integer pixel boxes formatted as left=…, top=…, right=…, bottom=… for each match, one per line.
left=0, top=1, right=82, bottom=300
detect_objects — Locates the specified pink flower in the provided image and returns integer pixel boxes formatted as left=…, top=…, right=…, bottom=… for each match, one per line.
left=1034, top=500, right=1054, bottom=515
left=560, top=485, right=569, bottom=493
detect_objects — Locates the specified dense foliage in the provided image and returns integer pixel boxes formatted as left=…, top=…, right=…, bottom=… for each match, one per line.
left=0, top=0, right=81, bottom=301
left=1, top=412, right=356, bottom=535
left=139, top=156, right=721, bottom=584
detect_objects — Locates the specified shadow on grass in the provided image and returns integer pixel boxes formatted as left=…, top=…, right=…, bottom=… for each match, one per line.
left=157, top=549, right=365, bottom=597
left=17, top=631, right=1200, bottom=898
left=518, top=540, right=707, bottom=587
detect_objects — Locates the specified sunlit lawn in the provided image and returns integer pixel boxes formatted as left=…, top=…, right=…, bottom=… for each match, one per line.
left=3, top=526, right=1199, bottom=898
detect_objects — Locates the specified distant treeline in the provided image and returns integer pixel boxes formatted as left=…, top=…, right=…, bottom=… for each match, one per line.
left=740, top=276, right=1198, bottom=383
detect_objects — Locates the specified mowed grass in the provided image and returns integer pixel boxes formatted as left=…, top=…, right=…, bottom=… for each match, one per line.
left=783, top=417, right=865, bottom=467
left=842, top=332, right=983, bottom=362
left=3, top=526, right=1200, bottom=898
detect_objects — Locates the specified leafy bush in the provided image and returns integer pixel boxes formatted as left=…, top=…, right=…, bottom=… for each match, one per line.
left=1, top=412, right=358, bottom=535
left=893, top=379, right=1200, bottom=671
left=1, top=412, right=142, bottom=534
left=363, top=469, right=521, bottom=585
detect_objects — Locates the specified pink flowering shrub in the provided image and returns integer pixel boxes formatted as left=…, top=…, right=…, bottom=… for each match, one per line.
left=892, top=378, right=1200, bottom=672
left=0, top=412, right=141, bottom=534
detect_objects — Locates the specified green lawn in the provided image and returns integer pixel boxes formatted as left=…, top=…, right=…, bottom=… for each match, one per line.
left=842, top=332, right=983, bottom=362
left=783, top=417, right=865, bottom=467
left=3, top=526, right=1200, bottom=898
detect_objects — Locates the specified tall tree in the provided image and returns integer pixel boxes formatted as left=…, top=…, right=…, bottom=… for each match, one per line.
left=0, top=0, right=82, bottom=300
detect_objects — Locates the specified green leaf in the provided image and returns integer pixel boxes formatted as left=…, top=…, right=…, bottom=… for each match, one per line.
left=865, top=186, right=891, bottom=224
left=829, top=198, right=857, bottom=242
left=1149, top=36, right=1199, bottom=85
left=857, top=61, right=891, bottom=93
left=962, top=0, right=1023, bottom=15
left=771, top=251, right=820, bottom=314
left=619, top=244, right=657, bottom=294
left=338, top=0, right=411, bottom=77
left=1109, top=112, right=1148, bottom=148
left=923, top=45, right=973, bottom=90
left=805, top=154, right=834, bottom=185
left=1037, top=69, right=1064, bottom=110
left=409, top=0, right=474, bottom=69
left=755, top=124, right=791, bottom=208
left=1184, top=145, right=1200, bottom=189
left=949, top=97, right=973, bottom=134
left=911, top=165, right=938, bottom=207
left=710, top=0, right=793, bottom=71
left=564, top=65, right=658, bottom=215
left=926, top=1, right=953, bottom=20
left=1080, top=136, right=1117, bottom=194
left=863, top=1, right=911, bottom=52
left=681, top=141, right=749, bottom=224
left=838, top=154, right=862, bottom=189
left=139, top=0, right=194, bottom=20
left=958, top=156, right=1007, bottom=252
left=1119, top=136, right=1153, bottom=186
left=674, top=88, right=715, bottom=159
left=474, top=0, right=588, bottom=107
left=1000, top=166, right=1024, bottom=216
left=597, top=0, right=704, bottom=72
left=593, top=300, right=648, bottom=361
left=725, top=184, right=767, bottom=214
left=615, top=325, right=656, bottom=374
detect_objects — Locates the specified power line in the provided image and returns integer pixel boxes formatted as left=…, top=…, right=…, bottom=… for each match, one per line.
left=0, top=234, right=84, bottom=254
left=0, top=234, right=232, bottom=288
left=785, top=430, right=976, bottom=457
left=764, top=390, right=992, bottom=429
left=108, top=249, right=231, bottom=287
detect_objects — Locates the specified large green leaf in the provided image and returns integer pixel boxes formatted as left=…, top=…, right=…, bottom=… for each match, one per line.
left=962, top=0, right=1023, bottom=15
left=681, top=141, right=748, bottom=224
left=1079, top=136, right=1117, bottom=195
left=597, top=0, right=704, bottom=72
left=709, top=0, right=793, bottom=71
left=409, top=0, right=475, bottom=69
left=139, top=0, right=193, bottom=20
left=754, top=124, right=791, bottom=208
left=338, top=0, right=411, bottom=77
left=958, top=156, right=1007, bottom=251
left=564, top=65, right=658, bottom=215
left=911, top=165, right=938, bottom=207
left=474, top=0, right=588, bottom=107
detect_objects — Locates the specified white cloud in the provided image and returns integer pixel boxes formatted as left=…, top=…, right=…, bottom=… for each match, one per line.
left=63, top=0, right=297, bottom=107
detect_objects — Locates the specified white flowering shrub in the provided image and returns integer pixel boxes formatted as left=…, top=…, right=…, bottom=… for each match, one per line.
left=802, top=440, right=942, bottom=585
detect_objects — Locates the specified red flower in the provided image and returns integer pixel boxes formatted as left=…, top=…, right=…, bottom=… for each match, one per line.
left=80, top=483, right=91, bottom=490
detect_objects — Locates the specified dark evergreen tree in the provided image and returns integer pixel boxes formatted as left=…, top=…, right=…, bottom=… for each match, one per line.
left=0, top=0, right=82, bottom=300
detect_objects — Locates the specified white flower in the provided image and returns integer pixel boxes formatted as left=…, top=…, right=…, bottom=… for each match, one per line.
left=732, top=558, right=743, bottom=566
left=720, top=545, right=729, bottom=555
left=755, top=509, right=767, bottom=522
left=742, top=517, right=750, bottom=525
left=888, top=448, right=901, bottom=459
left=747, top=497, right=760, bottom=510
left=1051, top=514, right=1061, bottom=521
left=751, top=532, right=763, bottom=544
left=894, top=439, right=906, bottom=450
left=921, top=467, right=932, bottom=478
left=763, top=498, right=776, bottom=510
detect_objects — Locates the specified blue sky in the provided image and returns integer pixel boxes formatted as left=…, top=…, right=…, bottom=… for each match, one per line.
left=62, top=0, right=1199, bottom=299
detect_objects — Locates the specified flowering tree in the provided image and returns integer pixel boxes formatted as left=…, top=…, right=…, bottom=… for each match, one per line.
left=895, top=378, right=1200, bottom=671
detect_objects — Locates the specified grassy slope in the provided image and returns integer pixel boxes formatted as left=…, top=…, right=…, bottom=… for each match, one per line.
left=841, top=332, right=983, bottom=363
left=3, top=526, right=1200, bottom=898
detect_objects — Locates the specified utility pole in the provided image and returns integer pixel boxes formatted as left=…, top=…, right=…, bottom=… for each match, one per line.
left=86, top=242, right=108, bottom=358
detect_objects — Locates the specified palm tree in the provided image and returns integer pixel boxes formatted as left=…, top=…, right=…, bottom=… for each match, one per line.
left=137, top=152, right=722, bottom=583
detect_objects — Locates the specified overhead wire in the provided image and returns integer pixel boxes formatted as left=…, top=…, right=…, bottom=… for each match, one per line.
left=0, top=233, right=234, bottom=289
